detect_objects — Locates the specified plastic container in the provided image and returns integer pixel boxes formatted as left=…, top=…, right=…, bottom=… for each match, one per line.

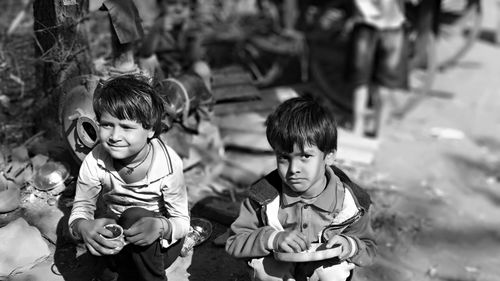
left=180, top=225, right=204, bottom=257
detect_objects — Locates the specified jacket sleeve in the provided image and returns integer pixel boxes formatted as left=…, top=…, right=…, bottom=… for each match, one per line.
left=225, top=198, right=278, bottom=259
left=342, top=207, right=377, bottom=266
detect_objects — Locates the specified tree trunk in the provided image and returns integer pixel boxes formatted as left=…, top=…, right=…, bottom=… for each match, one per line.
left=33, top=0, right=92, bottom=136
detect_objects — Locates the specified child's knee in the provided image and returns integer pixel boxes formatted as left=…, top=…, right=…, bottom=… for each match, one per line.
left=118, top=207, right=155, bottom=228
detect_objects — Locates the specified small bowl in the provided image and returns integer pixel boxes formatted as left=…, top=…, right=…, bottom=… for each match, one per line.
left=32, top=161, right=70, bottom=194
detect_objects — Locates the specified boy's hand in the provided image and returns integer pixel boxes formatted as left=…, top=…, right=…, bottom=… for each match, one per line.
left=124, top=217, right=163, bottom=246
left=77, top=218, right=124, bottom=256
left=326, top=235, right=351, bottom=260
left=274, top=230, right=311, bottom=253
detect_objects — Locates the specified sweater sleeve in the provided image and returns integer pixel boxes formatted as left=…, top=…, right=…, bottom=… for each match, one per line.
left=342, top=207, right=377, bottom=267
left=160, top=147, right=190, bottom=248
left=69, top=149, right=103, bottom=228
left=225, top=198, right=278, bottom=259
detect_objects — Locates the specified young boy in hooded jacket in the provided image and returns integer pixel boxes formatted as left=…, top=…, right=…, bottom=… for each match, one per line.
left=226, top=96, right=377, bottom=281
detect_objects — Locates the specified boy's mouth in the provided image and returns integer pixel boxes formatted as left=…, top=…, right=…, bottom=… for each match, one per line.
left=107, top=144, right=128, bottom=150
left=287, top=178, right=304, bottom=183
left=107, top=142, right=125, bottom=147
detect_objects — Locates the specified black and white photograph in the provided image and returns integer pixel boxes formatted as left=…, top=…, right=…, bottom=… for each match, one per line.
left=0, top=0, right=499, bottom=280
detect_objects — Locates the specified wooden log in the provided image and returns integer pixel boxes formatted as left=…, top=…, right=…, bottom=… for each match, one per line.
left=214, top=86, right=299, bottom=116
left=211, top=65, right=254, bottom=88
left=221, top=129, right=272, bottom=152
left=212, top=84, right=260, bottom=102
left=215, top=112, right=267, bottom=133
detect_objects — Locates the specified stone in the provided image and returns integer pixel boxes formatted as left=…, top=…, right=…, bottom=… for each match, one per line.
left=0, top=218, right=51, bottom=278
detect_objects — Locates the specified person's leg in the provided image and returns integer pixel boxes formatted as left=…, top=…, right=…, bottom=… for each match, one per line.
left=353, top=85, right=370, bottom=136
left=111, top=207, right=175, bottom=281
left=347, top=24, right=377, bottom=136
left=373, top=27, right=408, bottom=137
left=247, top=256, right=296, bottom=281
left=372, top=85, right=393, bottom=137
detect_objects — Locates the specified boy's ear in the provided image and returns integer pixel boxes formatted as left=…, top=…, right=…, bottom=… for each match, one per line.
left=325, top=151, right=335, bottom=166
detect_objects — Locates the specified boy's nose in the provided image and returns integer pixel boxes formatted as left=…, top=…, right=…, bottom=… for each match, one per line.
left=288, top=160, right=301, bottom=174
left=109, top=128, right=122, bottom=141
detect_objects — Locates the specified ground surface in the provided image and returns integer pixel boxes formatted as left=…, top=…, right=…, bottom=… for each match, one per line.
left=2, top=1, right=500, bottom=281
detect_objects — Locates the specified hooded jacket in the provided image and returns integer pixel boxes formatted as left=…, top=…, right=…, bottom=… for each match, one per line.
left=226, top=165, right=376, bottom=267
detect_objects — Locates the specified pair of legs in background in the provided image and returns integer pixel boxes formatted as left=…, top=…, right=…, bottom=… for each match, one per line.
left=247, top=255, right=355, bottom=281
left=347, top=23, right=409, bottom=137
left=99, top=207, right=183, bottom=281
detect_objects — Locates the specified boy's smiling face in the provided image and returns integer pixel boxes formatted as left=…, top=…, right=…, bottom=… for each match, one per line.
left=276, top=143, right=335, bottom=198
left=98, top=112, right=154, bottom=162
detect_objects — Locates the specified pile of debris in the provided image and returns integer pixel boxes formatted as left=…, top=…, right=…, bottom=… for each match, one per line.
left=0, top=140, right=75, bottom=279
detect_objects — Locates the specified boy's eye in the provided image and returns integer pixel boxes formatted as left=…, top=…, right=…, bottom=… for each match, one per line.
left=99, top=123, right=112, bottom=128
left=277, top=155, right=288, bottom=161
left=301, top=154, right=312, bottom=159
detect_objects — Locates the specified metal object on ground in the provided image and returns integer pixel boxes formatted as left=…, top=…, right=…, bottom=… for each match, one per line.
left=59, top=75, right=101, bottom=163
left=32, top=161, right=70, bottom=195
left=179, top=217, right=213, bottom=257
left=157, top=74, right=213, bottom=130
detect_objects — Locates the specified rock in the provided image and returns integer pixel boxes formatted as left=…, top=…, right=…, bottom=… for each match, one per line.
left=0, top=176, right=21, bottom=213
left=0, top=218, right=50, bottom=278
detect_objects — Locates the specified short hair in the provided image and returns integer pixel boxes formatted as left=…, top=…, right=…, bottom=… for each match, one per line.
left=93, top=74, right=165, bottom=135
left=265, top=96, right=337, bottom=153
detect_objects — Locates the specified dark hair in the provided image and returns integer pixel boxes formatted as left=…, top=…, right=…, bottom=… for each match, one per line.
left=265, top=96, right=337, bottom=153
left=93, top=74, right=165, bottom=135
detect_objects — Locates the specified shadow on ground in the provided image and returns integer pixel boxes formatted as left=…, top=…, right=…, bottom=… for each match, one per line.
left=187, top=220, right=250, bottom=281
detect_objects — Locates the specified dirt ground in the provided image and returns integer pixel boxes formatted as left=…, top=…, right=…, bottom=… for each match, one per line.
left=3, top=1, right=500, bottom=281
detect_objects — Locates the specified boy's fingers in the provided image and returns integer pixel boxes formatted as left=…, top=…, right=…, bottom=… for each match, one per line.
left=87, top=239, right=116, bottom=256
left=124, top=232, right=142, bottom=244
left=281, top=244, right=294, bottom=253
left=291, top=237, right=309, bottom=252
left=125, top=230, right=152, bottom=245
left=123, top=224, right=141, bottom=236
left=100, top=228, right=114, bottom=239
left=85, top=242, right=101, bottom=256
left=95, top=233, right=123, bottom=249
left=326, top=235, right=341, bottom=248
left=294, top=237, right=308, bottom=252
left=123, top=218, right=150, bottom=236
left=288, top=241, right=302, bottom=253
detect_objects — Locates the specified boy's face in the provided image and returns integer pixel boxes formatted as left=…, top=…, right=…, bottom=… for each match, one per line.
left=275, top=144, right=335, bottom=198
left=98, top=112, right=154, bottom=161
